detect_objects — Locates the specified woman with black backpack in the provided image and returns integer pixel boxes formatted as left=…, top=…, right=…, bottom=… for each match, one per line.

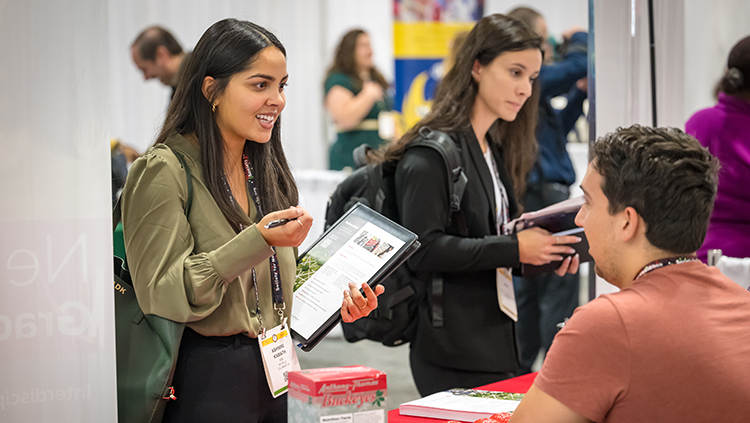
left=376, top=14, right=581, bottom=396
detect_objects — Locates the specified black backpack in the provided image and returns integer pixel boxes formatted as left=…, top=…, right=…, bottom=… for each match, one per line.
left=324, top=127, right=468, bottom=346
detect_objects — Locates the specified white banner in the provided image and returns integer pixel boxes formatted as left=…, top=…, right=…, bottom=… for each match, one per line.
left=0, top=0, right=117, bottom=421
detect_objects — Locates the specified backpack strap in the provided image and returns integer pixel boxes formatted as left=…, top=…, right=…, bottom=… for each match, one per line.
left=407, top=127, right=471, bottom=329
left=411, top=127, right=468, bottom=213
left=170, top=148, right=194, bottom=219
left=112, top=146, right=194, bottom=232
left=352, top=143, right=373, bottom=169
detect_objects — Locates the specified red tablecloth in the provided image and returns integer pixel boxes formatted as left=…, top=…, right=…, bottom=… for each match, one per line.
left=387, top=372, right=538, bottom=423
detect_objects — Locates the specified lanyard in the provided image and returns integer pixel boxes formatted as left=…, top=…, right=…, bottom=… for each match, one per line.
left=223, top=152, right=285, bottom=330
left=485, top=148, right=510, bottom=235
left=634, top=256, right=698, bottom=280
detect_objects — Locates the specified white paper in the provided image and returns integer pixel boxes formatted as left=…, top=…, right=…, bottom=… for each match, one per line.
left=377, top=111, right=395, bottom=140
left=259, top=320, right=300, bottom=398
left=496, top=268, right=517, bottom=322
left=399, top=390, right=522, bottom=422
left=321, top=414, right=352, bottom=423
left=291, top=222, right=405, bottom=340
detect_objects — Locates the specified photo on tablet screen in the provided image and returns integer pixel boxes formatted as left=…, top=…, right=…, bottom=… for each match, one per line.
left=291, top=221, right=404, bottom=341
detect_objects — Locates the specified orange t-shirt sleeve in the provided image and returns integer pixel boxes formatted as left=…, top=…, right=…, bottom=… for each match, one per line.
left=534, top=296, right=631, bottom=422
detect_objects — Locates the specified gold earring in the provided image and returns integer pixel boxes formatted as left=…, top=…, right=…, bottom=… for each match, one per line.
left=212, top=103, right=217, bottom=113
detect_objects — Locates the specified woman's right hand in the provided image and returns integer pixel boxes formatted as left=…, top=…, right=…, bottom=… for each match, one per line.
left=257, top=206, right=313, bottom=248
left=517, top=227, right=580, bottom=266
left=360, top=81, right=384, bottom=102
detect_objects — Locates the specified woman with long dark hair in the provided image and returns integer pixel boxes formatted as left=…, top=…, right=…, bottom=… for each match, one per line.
left=379, top=14, right=580, bottom=395
left=325, top=29, right=393, bottom=170
left=121, top=19, right=382, bottom=422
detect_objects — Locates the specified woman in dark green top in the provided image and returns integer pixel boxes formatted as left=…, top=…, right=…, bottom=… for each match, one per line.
left=122, top=19, right=382, bottom=423
left=325, top=29, right=393, bottom=170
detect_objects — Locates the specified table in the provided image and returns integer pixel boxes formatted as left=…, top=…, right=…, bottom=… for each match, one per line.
left=387, top=372, right=538, bottom=423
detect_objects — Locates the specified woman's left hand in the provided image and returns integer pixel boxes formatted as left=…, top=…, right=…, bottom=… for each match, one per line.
left=341, top=282, right=385, bottom=323
left=553, top=254, right=580, bottom=277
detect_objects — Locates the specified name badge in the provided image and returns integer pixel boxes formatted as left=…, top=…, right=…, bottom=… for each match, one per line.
left=258, top=318, right=300, bottom=398
left=496, top=268, right=518, bottom=321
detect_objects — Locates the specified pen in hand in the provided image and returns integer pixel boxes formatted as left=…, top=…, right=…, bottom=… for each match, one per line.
left=264, top=217, right=298, bottom=230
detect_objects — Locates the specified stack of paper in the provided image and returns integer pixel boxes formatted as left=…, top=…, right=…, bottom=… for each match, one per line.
left=398, top=389, right=523, bottom=422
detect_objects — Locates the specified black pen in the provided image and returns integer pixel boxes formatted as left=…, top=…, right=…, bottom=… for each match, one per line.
left=264, top=217, right=298, bottom=229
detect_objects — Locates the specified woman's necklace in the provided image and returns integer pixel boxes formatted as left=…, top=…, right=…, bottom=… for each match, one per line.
left=635, top=256, right=699, bottom=280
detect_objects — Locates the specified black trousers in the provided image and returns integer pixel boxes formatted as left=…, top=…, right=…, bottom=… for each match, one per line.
left=515, top=182, right=579, bottom=374
left=409, top=349, right=516, bottom=396
left=162, top=327, right=287, bottom=423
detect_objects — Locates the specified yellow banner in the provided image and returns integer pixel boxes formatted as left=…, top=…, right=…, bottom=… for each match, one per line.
left=394, top=22, right=475, bottom=58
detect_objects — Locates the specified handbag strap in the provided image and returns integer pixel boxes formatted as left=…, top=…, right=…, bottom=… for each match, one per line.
left=112, top=145, right=194, bottom=232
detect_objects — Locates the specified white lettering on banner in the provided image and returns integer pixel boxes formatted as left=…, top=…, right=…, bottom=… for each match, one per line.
left=47, top=234, right=87, bottom=285
left=3, top=235, right=88, bottom=286
left=0, top=315, right=10, bottom=342
left=57, top=301, right=90, bottom=336
left=0, top=301, right=91, bottom=341
left=0, top=384, right=91, bottom=411
left=16, top=313, right=37, bottom=339
left=7, top=250, right=39, bottom=286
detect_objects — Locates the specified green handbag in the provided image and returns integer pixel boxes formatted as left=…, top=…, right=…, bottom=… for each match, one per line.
left=113, top=147, right=192, bottom=423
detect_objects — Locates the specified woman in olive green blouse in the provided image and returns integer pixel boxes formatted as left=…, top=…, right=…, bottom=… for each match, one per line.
left=122, top=19, right=382, bottom=423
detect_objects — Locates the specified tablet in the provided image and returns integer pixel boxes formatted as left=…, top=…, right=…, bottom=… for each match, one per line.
left=290, top=203, right=420, bottom=351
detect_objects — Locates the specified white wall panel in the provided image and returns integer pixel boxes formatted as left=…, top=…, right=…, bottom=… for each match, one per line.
left=0, top=0, right=117, bottom=421
left=485, top=0, right=589, bottom=35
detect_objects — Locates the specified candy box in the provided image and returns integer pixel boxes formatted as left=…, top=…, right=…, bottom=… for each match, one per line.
left=288, top=366, right=387, bottom=423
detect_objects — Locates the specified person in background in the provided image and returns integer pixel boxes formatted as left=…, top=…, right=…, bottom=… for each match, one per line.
left=121, top=19, right=382, bottom=422
left=507, top=6, right=588, bottom=375
left=111, top=139, right=129, bottom=207
left=325, top=29, right=393, bottom=170
left=510, top=125, right=750, bottom=423
left=375, top=14, right=580, bottom=396
left=112, top=138, right=140, bottom=261
left=131, top=25, right=189, bottom=100
left=686, top=35, right=750, bottom=262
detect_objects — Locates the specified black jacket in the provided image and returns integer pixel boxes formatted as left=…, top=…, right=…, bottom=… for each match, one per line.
left=395, top=125, right=520, bottom=373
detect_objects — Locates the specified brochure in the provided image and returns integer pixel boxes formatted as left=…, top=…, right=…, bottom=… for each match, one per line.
left=504, top=196, right=593, bottom=276
left=291, top=203, right=420, bottom=351
left=398, top=389, right=524, bottom=422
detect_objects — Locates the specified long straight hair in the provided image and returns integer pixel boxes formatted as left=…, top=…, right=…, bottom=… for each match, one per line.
left=381, top=14, right=542, bottom=198
left=156, top=19, right=298, bottom=232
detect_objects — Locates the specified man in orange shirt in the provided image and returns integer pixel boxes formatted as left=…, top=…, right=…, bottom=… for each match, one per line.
left=511, top=125, right=750, bottom=423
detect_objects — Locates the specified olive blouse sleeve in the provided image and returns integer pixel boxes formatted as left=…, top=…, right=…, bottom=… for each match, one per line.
left=121, top=148, right=274, bottom=323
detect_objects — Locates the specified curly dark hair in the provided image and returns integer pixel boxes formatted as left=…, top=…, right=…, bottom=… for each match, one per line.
left=590, top=125, right=720, bottom=253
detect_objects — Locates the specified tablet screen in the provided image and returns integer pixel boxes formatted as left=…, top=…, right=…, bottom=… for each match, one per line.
left=290, top=204, right=416, bottom=344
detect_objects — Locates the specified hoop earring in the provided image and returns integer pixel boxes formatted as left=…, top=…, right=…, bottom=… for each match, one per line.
left=212, top=103, right=217, bottom=113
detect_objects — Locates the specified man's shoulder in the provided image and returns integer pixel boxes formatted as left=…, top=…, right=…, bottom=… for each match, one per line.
left=558, top=294, right=626, bottom=340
